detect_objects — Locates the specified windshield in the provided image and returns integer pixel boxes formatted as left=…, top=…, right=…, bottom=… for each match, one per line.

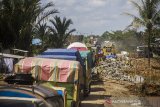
left=106, top=47, right=112, bottom=52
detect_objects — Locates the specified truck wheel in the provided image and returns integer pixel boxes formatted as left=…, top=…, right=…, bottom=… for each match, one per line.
left=84, top=83, right=91, bottom=97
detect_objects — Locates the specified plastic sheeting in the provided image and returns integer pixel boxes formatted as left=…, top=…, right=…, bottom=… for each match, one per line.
left=0, top=58, right=14, bottom=73
left=3, top=58, right=14, bottom=73
left=67, top=42, right=87, bottom=49
left=69, top=47, right=88, bottom=51
left=15, top=57, right=83, bottom=84
left=80, top=51, right=93, bottom=68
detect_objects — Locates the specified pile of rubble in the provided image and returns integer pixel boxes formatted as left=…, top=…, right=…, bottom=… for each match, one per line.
left=93, top=58, right=144, bottom=83
left=92, top=53, right=160, bottom=96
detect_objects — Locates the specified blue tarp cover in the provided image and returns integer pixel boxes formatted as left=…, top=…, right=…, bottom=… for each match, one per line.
left=41, top=49, right=84, bottom=66
left=37, top=55, right=77, bottom=60
left=41, top=49, right=78, bottom=56
left=106, top=55, right=116, bottom=59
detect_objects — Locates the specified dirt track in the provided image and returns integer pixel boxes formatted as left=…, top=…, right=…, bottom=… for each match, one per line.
left=81, top=79, right=157, bottom=107
left=81, top=79, right=135, bottom=107
left=81, top=81, right=106, bottom=107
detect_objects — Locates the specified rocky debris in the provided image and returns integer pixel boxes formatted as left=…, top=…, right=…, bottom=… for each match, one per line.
left=92, top=55, right=160, bottom=96
left=93, top=58, right=144, bottom=83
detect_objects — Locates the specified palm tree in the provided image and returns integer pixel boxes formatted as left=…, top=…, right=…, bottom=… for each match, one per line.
left=33, top=23, right=50, bottom=47
left=125, top=0, right=160, bottom=66
left=0, top=0, right=58, bottom=52
left=48, top=16, right=76, bottom=48
left=32, top=23, right=51, bottom=54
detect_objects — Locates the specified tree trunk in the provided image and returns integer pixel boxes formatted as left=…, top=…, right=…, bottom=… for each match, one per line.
left=148, top=31, right=151, bottom=67
left=147, top=26, right=152, bottom=67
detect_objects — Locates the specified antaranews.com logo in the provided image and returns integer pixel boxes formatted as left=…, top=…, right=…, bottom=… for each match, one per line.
left=104, top=97, right=160, bottom=107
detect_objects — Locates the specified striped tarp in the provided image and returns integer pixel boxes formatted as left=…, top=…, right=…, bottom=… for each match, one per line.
left=15, top=57, right=83, bottom=84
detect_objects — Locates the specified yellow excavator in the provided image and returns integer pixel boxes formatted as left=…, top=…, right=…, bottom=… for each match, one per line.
left=102, top=41, right=116, bottom=56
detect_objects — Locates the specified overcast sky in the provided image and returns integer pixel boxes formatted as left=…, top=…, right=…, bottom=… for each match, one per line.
left=41, top=0, right=138, bottom=35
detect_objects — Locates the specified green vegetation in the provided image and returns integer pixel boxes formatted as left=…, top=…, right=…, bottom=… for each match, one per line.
left=0, top=0, right=75, bottom=55
left=48, top=16, right=76, bottom=48
left=125, top=0, right=160, bottom=66
left=0, top=0, right=57, bottom=51
left=33, top=23, right=50, bottom=49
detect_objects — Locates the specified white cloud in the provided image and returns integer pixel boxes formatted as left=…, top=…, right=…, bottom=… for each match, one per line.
left=88, top=0, right=107, bottom=7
